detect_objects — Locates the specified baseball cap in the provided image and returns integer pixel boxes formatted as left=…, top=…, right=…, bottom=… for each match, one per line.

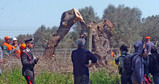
left=4, top=36, right=11, bottom=40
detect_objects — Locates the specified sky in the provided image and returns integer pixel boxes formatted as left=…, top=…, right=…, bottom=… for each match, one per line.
left=0, top=0, right=159, bottom=39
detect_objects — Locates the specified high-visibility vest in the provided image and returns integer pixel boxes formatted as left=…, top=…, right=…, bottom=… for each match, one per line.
left=16, top=50, right=21, bottom=58
left=2, top=42, right=13, bottom=51
left=111, top=52, right=115, bottom=57
left=12, top=45, right=21, bottom=58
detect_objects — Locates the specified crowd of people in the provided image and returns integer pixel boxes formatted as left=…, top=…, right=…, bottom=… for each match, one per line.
left=115, top=36, right=159, bottom=84
left=0, top=36, right=21, bottom=75
left=0, top=36, right=39, bottom=84
left=0, top=35, right=159, bottom=84
left=0, top=36, right=96, bottom=84
left=1, top=36, right=21, bottom=58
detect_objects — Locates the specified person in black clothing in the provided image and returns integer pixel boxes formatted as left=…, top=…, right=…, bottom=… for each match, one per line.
left=115, top=45, right=132, bottom=84
left=21, top=38, right=39, bottom=84
left=149, top=46, right=159, bottom=84
left=71, top=38, right=97, bottom=84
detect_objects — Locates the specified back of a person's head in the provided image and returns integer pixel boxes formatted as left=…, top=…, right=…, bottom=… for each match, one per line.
left=76, top=38, right=85, bottom=48
left=151, top=46, right=158, bottom=54
left=120, top=45, right=128, bottom=52
left=134, top=40, right=143, bottom=53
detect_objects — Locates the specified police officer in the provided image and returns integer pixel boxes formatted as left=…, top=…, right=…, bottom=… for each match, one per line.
left=21, top=38, right=39, bottom=84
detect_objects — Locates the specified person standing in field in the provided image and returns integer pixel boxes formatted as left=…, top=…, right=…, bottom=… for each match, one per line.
left=12, top=37, right=21, bottom=58
left=149, top=46, right=159, bottom=84
left=21, top=38, right=39, bottom=84
left=2, top=36, right=14, bottom=55
left=115, top=45, right=132, bottom=84
left=131, top=41, right=145, bottom=84
left=145, top=36, right=154, bottom=55
left=107, top=49, right=115, bottom=57
left=71, top=38, right=97, bottom=84
left=144, top=36, right=155, bottom=79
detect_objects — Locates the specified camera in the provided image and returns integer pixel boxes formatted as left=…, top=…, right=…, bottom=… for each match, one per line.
left=115, top=58, right=119, bottom=64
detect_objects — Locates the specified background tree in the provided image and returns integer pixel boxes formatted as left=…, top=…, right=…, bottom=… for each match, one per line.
left=1, top=5, right=159, bottom=50
left=79, top=6, right=100, bottom=24
left=33, top=25, right=76, bottom=49
left=103, top=4, right=142, bottom=48
left=33, top=25, right=58, bottom=49
left=140, top=15, right=159, bottom=45
left=16, top=34, right=33, bottom=44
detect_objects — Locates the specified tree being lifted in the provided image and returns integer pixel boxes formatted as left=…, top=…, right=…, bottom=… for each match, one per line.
left=43, top=8, right=114, bottom=67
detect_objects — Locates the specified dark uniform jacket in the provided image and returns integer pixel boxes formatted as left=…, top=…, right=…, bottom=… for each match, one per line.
left=21, top=47, right=35, bottom=76
left=71, top=47, right=97, bottom=77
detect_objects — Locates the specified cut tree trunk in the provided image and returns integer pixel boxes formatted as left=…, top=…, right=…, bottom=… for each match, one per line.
left=43, top=8, right=86, bottom=58
left=88, top=19, right=113, bottom=67
left=43, top=8, right=114, bottom=68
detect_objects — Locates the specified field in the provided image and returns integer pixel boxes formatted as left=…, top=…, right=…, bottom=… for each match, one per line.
left=0, top=50, right=120, bottom=84
left=0, top=68, right=120, bottom=84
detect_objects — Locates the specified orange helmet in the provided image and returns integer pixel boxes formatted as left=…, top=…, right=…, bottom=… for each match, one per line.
left=145, top=36, right=151, bottom=40
left=4, top=36, right=11, bottom=40
left=20, top=43, right=26, bottom=50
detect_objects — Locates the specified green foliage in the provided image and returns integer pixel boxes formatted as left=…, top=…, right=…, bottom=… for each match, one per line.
left=33, top=25, right=58, bottom=49
left=0, top=69, right=120, bottom=84
left=16, top=34, right=33, bottom=44
left=140, top=15, right=159, bottom=45
left=36, top=72, right=73, bottom=84
left=79, top=6, right=100, bottom=24
left=0, top=68, right=26, bottom=84
left=90, top=70, right=120, bottom=84
left=33, top=25, right=77, bottom=49
left=1, top=5, right=159, bottom=49
left=57, top=32, right=77, bottom=48
left=103, top=4, right=142, bottom=47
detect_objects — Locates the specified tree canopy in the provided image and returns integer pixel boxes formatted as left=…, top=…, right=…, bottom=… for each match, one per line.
left=0, top=4, right=159, bottom=49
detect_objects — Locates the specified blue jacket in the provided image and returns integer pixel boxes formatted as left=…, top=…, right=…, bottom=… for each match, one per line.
left=71, top=47, right=97, bottom=77
left=131, top=41, right=145, bottom=83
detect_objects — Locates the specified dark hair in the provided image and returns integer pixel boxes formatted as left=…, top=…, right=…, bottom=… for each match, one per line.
left=120, top=45, right=128, bottom=52
left=142, top=48, right=146, bottom=55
